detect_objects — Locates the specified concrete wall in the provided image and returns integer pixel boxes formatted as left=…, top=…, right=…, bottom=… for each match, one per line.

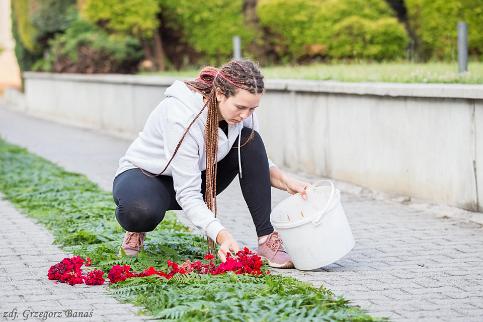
left=21, top=72, right=483, bottom=212
left=23, top=74, right=173, bottom=138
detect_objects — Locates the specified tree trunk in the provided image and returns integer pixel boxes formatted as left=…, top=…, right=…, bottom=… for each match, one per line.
left=384, top=0, right=407, bottom=23
left=384, top=0, right=421, bottom=61
left=243, top=0, right=268, bottom=62
left=142, top=38, right=154, bottom=63
left=153, top=29, right=166, bottom=71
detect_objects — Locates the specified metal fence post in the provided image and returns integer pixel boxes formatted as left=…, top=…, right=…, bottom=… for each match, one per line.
left=233, top=36, right=241, bottom=60
left=458, top=22, right=468, bottom=73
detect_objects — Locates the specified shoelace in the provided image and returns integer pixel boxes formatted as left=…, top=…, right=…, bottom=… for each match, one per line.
left=125, top=232, right=144, bottom=249
left=265, top=232, right=287, bottom=258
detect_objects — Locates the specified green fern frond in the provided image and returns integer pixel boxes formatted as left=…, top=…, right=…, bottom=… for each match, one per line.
left=154, top=305, right=191, bottom=320
left=167, top=273, right=204, bottom=285
left=98, top=256, right=137, bottom=268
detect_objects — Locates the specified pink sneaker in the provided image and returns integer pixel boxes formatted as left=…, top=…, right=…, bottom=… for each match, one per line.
left=120, top=231, right=146, bottom=256
left=256, top=231, right=294, bottom=269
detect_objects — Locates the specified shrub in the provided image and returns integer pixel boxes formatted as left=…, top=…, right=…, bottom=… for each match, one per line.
left=11, top=0, right=40, bottom=72
left=35, top=19, right=143, bottom=73
left=159, top=0, right=255, bottom=65
left=79, top=0, right=162, bottom=71
left=257, top=0, right=409, bottom=61
left=367, top=17, right=409, bottom=60
left=328, top=16, right=369, bottom=60
left=329, top=16, right=409, bottom=61
left=31, top=0, right=77, bottom=45
left=79, top=0, right=160, bottom=38
left=11, top=0, right=38, bottom=53
left=11, top=0, right=77, bottom=72
left=257, top=0, right=322, bottom=61
left=406, top=0, right=483, bottom=60
left=318, top=0, right=394, bottom=21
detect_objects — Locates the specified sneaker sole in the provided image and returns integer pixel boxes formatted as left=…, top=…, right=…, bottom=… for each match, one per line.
left=259, top=255, right=295, bottom=269
left=119, top=247, right=140, bottom=257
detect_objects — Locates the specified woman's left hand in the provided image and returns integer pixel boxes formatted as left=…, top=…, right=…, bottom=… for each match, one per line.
left=283, top=175, right=311, bottom=200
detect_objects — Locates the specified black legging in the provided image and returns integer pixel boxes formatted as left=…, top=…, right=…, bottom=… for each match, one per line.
left=113, top=127, right=274, bottom=237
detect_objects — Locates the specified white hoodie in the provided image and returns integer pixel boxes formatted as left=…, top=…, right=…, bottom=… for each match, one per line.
left=115, top=80, right=275, bottom=241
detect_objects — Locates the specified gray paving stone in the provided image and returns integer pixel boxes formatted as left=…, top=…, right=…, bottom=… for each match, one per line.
left=0, top=198, right=148, bottom=321
left=1, top=105, right=483, bottom=321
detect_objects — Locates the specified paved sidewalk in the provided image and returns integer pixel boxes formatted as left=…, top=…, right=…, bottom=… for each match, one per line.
left=0, top=198, right=147, bottom=321
left=1, top=105, right=483, bottom=321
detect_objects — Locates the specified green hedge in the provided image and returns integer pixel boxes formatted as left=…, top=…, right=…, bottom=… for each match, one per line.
left=11, top=0, right=40, bottom=72
left=11, top=0, right=38, bottom=53
left=406, top=0, right=483, bottom=60
left=80, top=0, right=160, bottom=38
left=159, top=0, right=255, bottom=65
left=257, top=0, right=409, bottom=62
left=330, top=16, right=409, bottom=60
left=11, top=0, right=76, bottom=72
left=14, top=0, right=480, bottom=72
left=35, top=19, right=143, bottom=73
left=31, top=0, right=76, bottom=45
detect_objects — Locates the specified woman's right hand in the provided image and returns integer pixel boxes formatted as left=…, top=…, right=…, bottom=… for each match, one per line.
left=216, top=229, right=240, bottom=262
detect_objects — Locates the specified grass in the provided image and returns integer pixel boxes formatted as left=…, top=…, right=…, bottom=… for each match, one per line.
left=141, top=61, right=483, bottom=84
left=0, top=138, right=384, bottom=321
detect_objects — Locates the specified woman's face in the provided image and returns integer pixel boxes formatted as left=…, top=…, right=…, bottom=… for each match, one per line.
left=216, top=88, right=262, bottom=125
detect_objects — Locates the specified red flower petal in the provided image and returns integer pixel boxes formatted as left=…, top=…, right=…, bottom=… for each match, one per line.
left=204, top=253, right=215, bottom=260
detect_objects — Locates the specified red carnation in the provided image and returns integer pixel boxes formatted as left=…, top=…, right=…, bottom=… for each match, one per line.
left=108, top=265, right=134, bottom=284
left=48, top=249, right=267, bottom=287
left=136, top=266, right=170, bottom=279
left=48, top=256, right=85, bottom=285
left=204, top=253, right=215, bottom=260
left=84, top=270, right=105, bottom=285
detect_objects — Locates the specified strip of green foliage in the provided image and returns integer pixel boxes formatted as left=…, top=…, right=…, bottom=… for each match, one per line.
left=0, top=139, right=383, bottom=321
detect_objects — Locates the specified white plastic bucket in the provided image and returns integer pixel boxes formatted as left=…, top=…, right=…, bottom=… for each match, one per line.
left=270, top=180, right=355, bottom=270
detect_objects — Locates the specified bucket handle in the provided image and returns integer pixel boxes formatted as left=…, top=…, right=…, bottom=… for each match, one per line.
left=306, top=180, right=336, bottom=225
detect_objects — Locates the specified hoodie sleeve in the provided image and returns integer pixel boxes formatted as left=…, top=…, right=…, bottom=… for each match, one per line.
left=244, top=112, right=277, bottom=168
left=163, top=109, right=225, bottom=242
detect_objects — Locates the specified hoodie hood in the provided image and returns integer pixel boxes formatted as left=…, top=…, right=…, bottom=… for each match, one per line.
left=164, top=80, right=245, bottom=178
left=164, top=80, right=205, bottom=115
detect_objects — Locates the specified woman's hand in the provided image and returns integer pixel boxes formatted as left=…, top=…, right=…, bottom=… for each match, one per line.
left=215, top=229, right=240, bottom=262
left=282, top=175, right=311, bottom=200
left=269, top=167, right=311, bottom=200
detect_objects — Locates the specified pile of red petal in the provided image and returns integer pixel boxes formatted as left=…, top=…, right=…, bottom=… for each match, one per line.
left=48, top=247, right=267, bottom=286
left=48, top=256, right=104, bottom=285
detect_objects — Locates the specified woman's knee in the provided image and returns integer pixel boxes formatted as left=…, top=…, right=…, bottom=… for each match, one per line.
left=115, top=200, right=165, bottom=232
left=240, top=127, right=267, bottom=158
left=240, top=127, right=263, bottom=147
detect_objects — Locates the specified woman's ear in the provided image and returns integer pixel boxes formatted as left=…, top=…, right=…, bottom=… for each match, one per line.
left=215, top=88, right=225, bottom=103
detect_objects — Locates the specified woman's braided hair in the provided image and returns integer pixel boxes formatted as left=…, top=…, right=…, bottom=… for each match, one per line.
left=145, top=59, right=264, bottom=250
